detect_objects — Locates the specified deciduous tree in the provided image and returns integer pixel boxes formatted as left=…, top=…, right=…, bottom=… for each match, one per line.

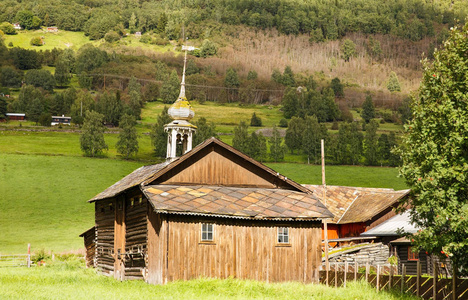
left=80, top=111, right=108, bottom=157
left=116, top=114, right=139, bottom=159
left=150, top=106, right=171, bottom=157
left=399, top=24, right=468, bottom=272
left=269, top=125, right=285, bottom=162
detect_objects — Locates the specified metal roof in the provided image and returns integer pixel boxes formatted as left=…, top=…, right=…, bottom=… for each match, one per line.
left=304, top=185, right=410, bottom=224
left=360, top=211, right=418, bottom=236
left=143, top=185, right=333, bottom=220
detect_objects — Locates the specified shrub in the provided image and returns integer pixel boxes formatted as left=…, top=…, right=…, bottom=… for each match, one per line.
left=30, top=36, right=43, bottom=46
left=279, top=118, right=288, bottom=128
left=140, top=34, right=152, bottom=44
left=250, top=112, right=262, bottom=127
left=39, top=113, right=51, bottom=127
left=0, top=22, right=16, bottom=35
left=104, top=30, right=120, bottom=43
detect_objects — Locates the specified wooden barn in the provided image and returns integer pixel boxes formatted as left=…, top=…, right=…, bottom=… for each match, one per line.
left=304, top=185, right=410, bottom=247
left=82, top=138, right=333, bottom=284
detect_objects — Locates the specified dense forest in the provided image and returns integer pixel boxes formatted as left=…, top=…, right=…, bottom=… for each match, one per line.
left=0, top=0, right=465, bottom=41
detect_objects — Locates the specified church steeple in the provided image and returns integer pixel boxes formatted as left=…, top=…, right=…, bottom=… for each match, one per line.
left=164, top=48, right=197, bottom=161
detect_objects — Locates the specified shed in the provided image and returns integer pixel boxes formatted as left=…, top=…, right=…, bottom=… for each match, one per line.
left=6, top=113, right=26, bottom=121
left=51, top=115, right=71, bottom=125
left=83, top=138, right=333, bottom=284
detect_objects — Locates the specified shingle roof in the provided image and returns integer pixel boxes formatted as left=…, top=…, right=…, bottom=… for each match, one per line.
left=143, top=185, right=333, bottom=220
left=89, top=162, right=169, bottom=202
left=360, top=211, right=418, bottom=236
left=303, top=185, right=410, bottom=224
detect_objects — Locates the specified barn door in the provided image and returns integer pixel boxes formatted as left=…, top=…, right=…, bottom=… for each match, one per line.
left=114, top=197, right=126, bottom=280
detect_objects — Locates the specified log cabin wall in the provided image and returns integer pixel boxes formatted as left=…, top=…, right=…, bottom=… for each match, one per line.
left=146, top=214, right=322, bottom=284
left=123, top=195, right=148, bottom=280
left=81, top=227, right=96, bottom=268
left=95, top=198, right=116, bottom=275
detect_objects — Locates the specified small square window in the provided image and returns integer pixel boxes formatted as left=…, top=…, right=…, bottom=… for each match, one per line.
left=408, top=246, right=419, bottom=261
left=278, top=227, right=289, bottom=244
left=201, top=223, right=214, bottom=241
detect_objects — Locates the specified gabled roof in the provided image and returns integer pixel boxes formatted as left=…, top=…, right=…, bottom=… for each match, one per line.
left=89, top=162, right=169, bottom=202
left=361, top=211, right=418, bottom=237
left=303, top=185, right=410, bottom=224
left=90, top=138, right=311, bottom=202
left=143, top=185, right=333, bottom=220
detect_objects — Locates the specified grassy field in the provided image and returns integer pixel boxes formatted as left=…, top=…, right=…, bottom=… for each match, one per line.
left=0, top=258, right=418, bottom=300
left=0, top=154, right=142, bottom=254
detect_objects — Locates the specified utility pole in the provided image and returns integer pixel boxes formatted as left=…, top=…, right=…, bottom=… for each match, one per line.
left=321, top=139, right=330, bottom=280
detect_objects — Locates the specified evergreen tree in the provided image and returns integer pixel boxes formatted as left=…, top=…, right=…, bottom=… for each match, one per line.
left=377, top=133, right=390, bottom=166
left=281, top=66, right=295, bottom=87
left=363, top=119, right=379, bottom=165
left=193, top=117, right=218, bottom=146
left=361, top=93, right=375, bottom=123
left=387, top=71, right=401, bottom=92
left=80, top=111, right=108, bottom=157
left=54, top=56, right=72, bottom=87
left=269, top=126, right=285, bottom=162
left=161, top=70, right=180, bottom=104
left=322, top=87, right=340, bottom=121
left=150, top=106, right=171, bottom=157
left=127, top=90, right=142, bottom=119
left=388, top=132, right=400, bottom=167
left=116, top=114, right=139, bottom=159
left=247, top=70, right=257, bottom=80
left=128, top=76, right=142, bottom=96
left=250, top=112, right=262, bottom=127
left=281, top=88, right=298, bottom=119
left=129, top=12, right=137, bottom=33
left=330, top=77, right=344, bottom=98
left=155, top=61, right=169, bottom=81
left=302, top=115, right=327, bottom=164
left=232, top=121, right=249, bottom=154
left=341, top=39, right=356, bottom=62
left=285, top=116, right=304, bottom=154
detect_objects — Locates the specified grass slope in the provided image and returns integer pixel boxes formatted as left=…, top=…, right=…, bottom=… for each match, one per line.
left=0, top=154, right=142, bottom=254
left=0, top=260, right=418, bottom=300
left=4, top=30, right=94, bottom=50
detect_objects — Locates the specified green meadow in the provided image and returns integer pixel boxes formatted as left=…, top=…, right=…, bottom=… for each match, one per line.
left=0, top=258, right=418, bottom=300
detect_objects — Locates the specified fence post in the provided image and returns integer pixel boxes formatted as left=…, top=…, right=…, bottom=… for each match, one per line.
left=335, top=263, right=338, bottom=288
left=27, top=243, right=31, bottom=268
left=376, top=265, right=380, bottom=292
left=452, top=265, right=457, bottom=300
left=344, top=261, right=348, bottom=288
left=366, top=262, right=369, bottom=282
left=433, top=259, right=438, bottom=300
left=417, top=260, right=421, bottom=297
left=401, top=264, right=406, bottom=294
left=354, top=261, right=358, bottom=281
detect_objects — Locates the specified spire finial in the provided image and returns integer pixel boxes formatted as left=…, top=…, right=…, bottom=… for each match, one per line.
left=179, top=50, right=187, bottom=99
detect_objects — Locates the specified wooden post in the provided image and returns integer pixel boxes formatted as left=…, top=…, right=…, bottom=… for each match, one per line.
left=321, top=139, right=329, bottom=274
left=416, top=260, right=421, bottom=297
left=376, top=265, right=380, bottom=292
left=344, top=261, right=348, bottom=288
left=366, top=262, right=369, bottom=282
left=27, top=243, right=31, bottom=268
left=389, top=264, right=393, bottom=290
left=401, top=264, right=406, bottom=294
left=433, top=259, right=438, bottom=300
left=335, top=263, right=338, bottom=288
left=354, top=261, right=358, bottom=281
left=452, top=265, right=457, bottom=300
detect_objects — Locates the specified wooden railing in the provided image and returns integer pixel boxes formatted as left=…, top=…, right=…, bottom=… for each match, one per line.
left=319, top=261, right=468, bottom=300
left=0, top=254, right=31, bottom=267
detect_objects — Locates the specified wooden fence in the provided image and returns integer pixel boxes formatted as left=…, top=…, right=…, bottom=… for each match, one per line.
left=319, top=261, right=468, bottom=300
left=0, top=254, right=31, bottom=267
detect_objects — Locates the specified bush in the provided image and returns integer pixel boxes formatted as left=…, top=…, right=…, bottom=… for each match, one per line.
left=0, top=22, right=15, bottom=35
left=39, top=113, right=51, bottom=127
left=279, top=118, right=288, bottom=128
left=151, top=37, right=169, bottom=46
left=104, top=30, right=120, bottom=43
left=140, top=34, right=152, bottom=44
left=30, top=36, right=43, bottom=46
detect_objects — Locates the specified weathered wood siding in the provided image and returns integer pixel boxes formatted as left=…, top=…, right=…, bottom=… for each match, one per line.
left=95, top=199, right=115, bottom=275
left=147, top=214, right=322, bottom=284
left=81, top=227, right=96, bottom=268
left=397, top=245, right=428, bottom=275
left=123, top=196, right=147, bottom=279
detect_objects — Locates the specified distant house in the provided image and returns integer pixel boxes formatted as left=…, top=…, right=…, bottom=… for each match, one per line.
left=6, top=113, right=25, bottom=121
left=47, top=27, right=58, bottom=33
left=13, top=23, right=21, bottom=30
left=51, top=115, right=71, bottom=126
left=304, top=185, right=410, bottom=246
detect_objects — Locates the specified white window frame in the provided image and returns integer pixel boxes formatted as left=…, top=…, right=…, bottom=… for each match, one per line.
left=277, top=227, right=289, bottom=244
left=201, top=223, right=214, bottom=242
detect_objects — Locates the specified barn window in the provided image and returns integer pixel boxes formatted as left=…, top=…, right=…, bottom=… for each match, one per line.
left=277, top=227, right=289, bottom=244
left=201, top=223, right=214, bottom=241
left=408, top=247, right=419, bottom=261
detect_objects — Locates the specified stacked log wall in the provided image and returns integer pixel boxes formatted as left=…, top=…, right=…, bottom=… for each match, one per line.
left=95, top=199, right=115, bottom=275
left=124, top=196, right=148, bottom=279
left=81, top=227, right=96, bottom=268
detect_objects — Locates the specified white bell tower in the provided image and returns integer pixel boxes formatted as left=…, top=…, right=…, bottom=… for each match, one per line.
left=164, top=49, right=197, bottom=161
